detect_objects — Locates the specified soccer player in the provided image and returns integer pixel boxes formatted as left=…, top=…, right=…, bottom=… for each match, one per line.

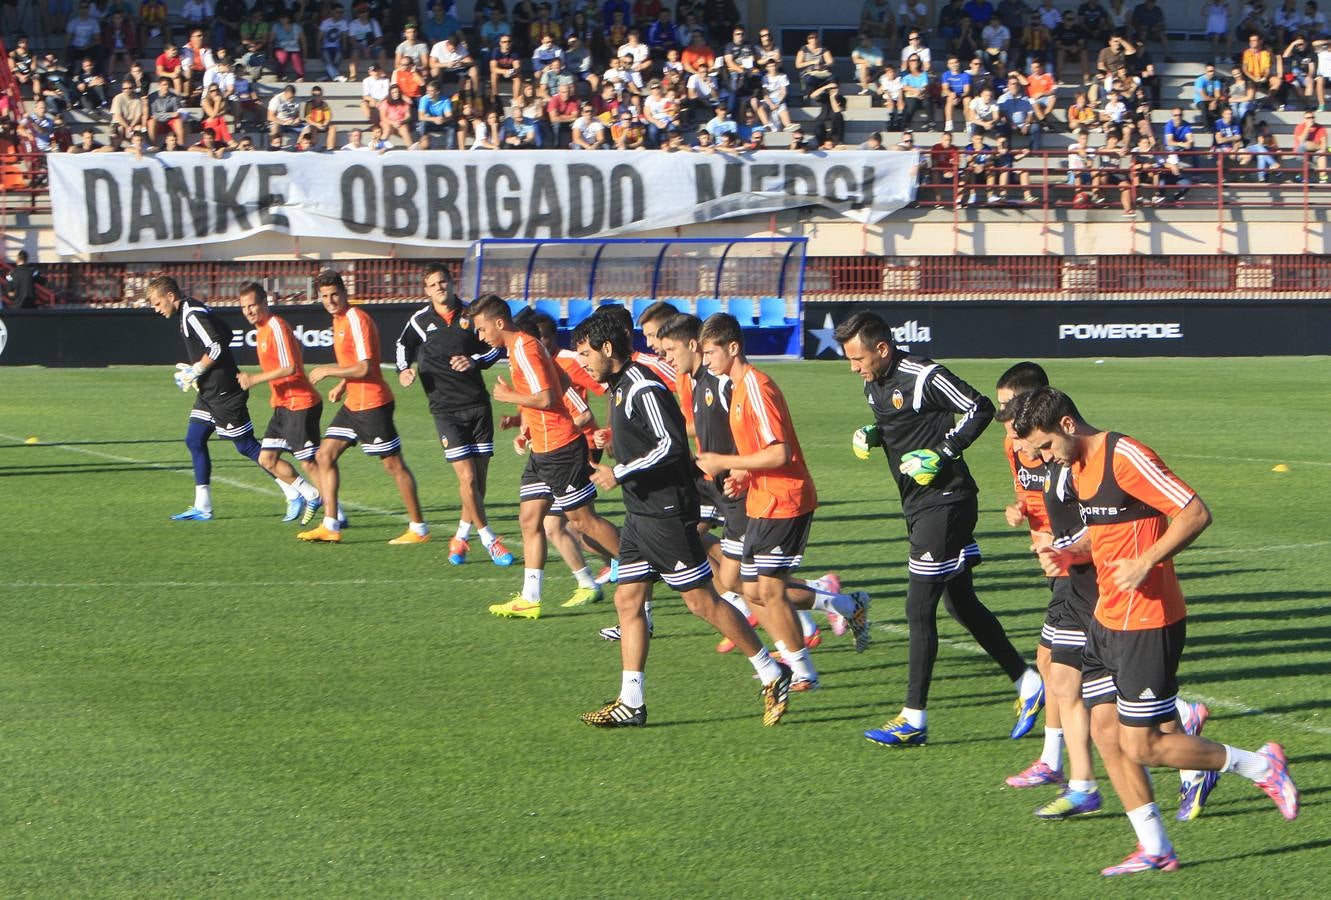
left=571, top=313, right=794, bottom=727
left=296, top=270, right=430, bottom=545
left=145, top=275, right=307, bottom=521
left=635, top=299, right=680, bottom=356
left=694, top=313, right=821, bottom=690
left=395, top=263, right=513, bottom=566
left=657, top=313, right=871, bottom=665
left=833, top=311, right=1042, bottom=746
left=469, top=295, right=621, bottom=619
left=1012, top=387, right=1299, bottom=875
left=234, top=282, right=325, bottom=525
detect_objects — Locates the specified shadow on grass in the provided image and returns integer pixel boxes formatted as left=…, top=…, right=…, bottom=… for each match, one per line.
left=1185, top=837, right=1331, bottom=869
left=0, top=439, right=180, bottom=449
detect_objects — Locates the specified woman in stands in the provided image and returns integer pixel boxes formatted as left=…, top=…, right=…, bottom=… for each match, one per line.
left=795, top=31, right=835, bottom=100
left=270, top=12, right=308, bottom=82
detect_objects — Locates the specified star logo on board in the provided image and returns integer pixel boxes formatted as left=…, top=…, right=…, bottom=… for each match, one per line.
left=808, top=312, right=844, bottom=359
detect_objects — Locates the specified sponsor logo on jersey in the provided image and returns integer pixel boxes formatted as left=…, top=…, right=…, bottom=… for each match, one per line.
left=704, top=387, right=714, bottom=407
left=891, top=388, right=904, bottom=409
left=614, top=388, right=623, bottom=406
left=1018, top=467, right=1046, bottom=489
left=440, top=436, right=449, bottom=448
left=231, top=325, right=335, bottom=349
left=1058, top=323, right=1183, bottom=340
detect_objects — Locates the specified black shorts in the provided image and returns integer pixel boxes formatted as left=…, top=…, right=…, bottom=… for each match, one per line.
left=720, top=492, right=749, bottom=560
left=741, top=511, right=812, bottom=582
left=905, top=497, right=982, bottom=583
left=519, top=438, right=596, bottom=512
left=1039, top=568, right=1096, bottom=669
left=325, top=402, right=401, bottom=456
left=190, top=390, right=253, bottom=440
left=1082, top=618, right=1186, bottom=727
left=262, top=403, right=323, bottom=461
left=431, top=403, right=494, bottom=461
left=617, top=512, right=713, bottom=591
left=696, top=474, right=726, bottom=526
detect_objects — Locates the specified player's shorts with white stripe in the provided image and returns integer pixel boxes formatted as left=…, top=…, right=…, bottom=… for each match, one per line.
left=519, top=438, right=596, bottom=512
left=905, top=495, right=982, bottom=582
left=324, top=401, right=402, bottom=456
left=696, top=474, right=726, bottom=526
left=262, top=403, right=323, bottom=461
left=1081, top=618, right=1186, bottom=726
left=190, top=390, right=254, bottom=439
left=616, top=512, right=713, bottom=592
left=430, top=403, right=494, bottom=461
left=1038, top=570, right=1096, bottom=668
left=719, top=492, right=749, bottom=561
left=741, top=511, right=812, bottom=581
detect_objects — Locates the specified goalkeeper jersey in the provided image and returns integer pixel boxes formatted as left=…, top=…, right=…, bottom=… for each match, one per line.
left=176, top=297, right=243, bottom=400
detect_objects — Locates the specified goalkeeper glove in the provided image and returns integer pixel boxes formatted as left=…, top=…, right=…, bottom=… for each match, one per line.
left=852, top=424, right=882, bottom=460
left=899, top=448, right=942, bottom=486
left=173, top=362, right=203, bottom=392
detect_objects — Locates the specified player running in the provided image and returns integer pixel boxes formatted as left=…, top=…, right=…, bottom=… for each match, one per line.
left=234, top=282, right=325, bottom=525
left=694, top=313, right=822, bottom=691
left=571, top=313, right=794, bottom=727
left=833, top=311, right=1042, bottom=746
left=395, top=263, right=513, bottom=566
left=145, top=275, right=310, bottom=522
left=296, top=270, right=431, bottom=546
left=1012, top=387, right=1299, bottom=876
left=469, top=295, right=621, bottom=619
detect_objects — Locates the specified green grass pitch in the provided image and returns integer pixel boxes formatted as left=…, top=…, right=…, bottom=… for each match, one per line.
left=1, top=357, right=1328, bottom=897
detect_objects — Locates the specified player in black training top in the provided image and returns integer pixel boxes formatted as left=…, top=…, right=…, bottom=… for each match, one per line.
left=145, top=274, right=309, bottom=522
left=833, top=310, right=1042, bottom=747
left=570, top=313, right=795, bottom=729
left=394, top=262, right=512, bottom=567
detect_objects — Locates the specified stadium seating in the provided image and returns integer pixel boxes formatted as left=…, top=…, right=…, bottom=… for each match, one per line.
left=631, top=297, right=655, bottom=321
left=566, top=299, right=595, bottom=327
left=728, top=297, right=756, bottom=324
left=696, top=297, right=724, bottom=320
left=759, top=296, right=789, bottom=327
left=534, top=298, right=563, bottom=324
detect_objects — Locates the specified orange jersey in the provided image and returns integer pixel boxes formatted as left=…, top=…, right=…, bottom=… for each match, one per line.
left=677, top=369, right=698, bottom=452
left=557, top=348, right=605, bottom=441
left=510, top=333, right=581, bottom=454
left=1073, top=432, right=1195, bottom=631
left=332, top=307, right=393, bottom=411
left=730, top=364, right=817, bottom=519
left=632, top=351, right=677, bottom=391
left=1003, top=434, right=1051, bottom=534
left=256, top=315, right=320, bottom=410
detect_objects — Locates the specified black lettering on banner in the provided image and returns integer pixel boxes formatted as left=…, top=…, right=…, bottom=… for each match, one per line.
left=128, top=167, right=167, bottom=243
left=84, top=168, right=121, bottom=246
left=340, top=165, right=376, bottom=234
left=566, top=164, right=604, bottom=238
left=692, top=161, right=744, bottom=205
left=824, top=166, right=858, bottom=205
left=256, top=163, right=289, bottom=228
left=856, top=165, right=876, bottom=210
left=524, top=164, right=563, bottom=239
left=782, top=164, right=818, bottom=199
left=607, top=163, right=644, bottom=228
left=485, top=164, right=522, bottom=238
left=163, top=165, right=209, bottom=239
left=748, top=163, right=780, bottom=194
left=424, top=164, right=462, bottom=240
left=381, top=165, right=420, bottom=238
left=213, top=164, right=252, bottom=233
left=464, top=165, right=480, bottom=241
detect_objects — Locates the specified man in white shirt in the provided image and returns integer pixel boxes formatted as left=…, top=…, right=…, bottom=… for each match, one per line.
left=571, top=102, right=607, bottom=149
left=319, top=5, right=349, bottom=81
left=361, top=63, right=390, bottom=125
left=900, top=30, right=932, bottom=71
left=347, top=5, right=385, bottom=80
left=66, top=2, right=105, bottom=69
left=981, top=20, right=1011, bottom=72
left=395, top=24, right=429, bottom=70
left=967, top=85, right=1000, bottom=134
left=618, top=30, right=653, bottom=75
left=430, top=37, right=478, bottom=88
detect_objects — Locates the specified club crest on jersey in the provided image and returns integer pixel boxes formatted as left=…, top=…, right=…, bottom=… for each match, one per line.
left=440, top=436, right=449, bottom=448
left=615, top=388, right=623, bottom=406
left=704, top=388, right=715, bottom=407
left=460, top=317, right=470, bottom=329
left=891, top=388, right=904, bottom=409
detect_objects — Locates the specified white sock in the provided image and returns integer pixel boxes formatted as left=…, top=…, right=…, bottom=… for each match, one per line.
left=748, top=648, right=781, bottom=684
left=798, top=610, right=817, bottom=637
left=1069, top=779, right=1098, bottom=793
left=292, top=477, right=320, bottom=502
left=809, top=589, right=856, bottom=619
left=194, top=484, right=213, bottom=512
left=1016, top=667, right=1043, bottom=698
left=410, top=521, right=429, bottom=536
left=572, top=567, right=596, bottom=589
left=776, top=642, right=816, bottom=681
left=276, top=477, right=299, bottom=501
left=454, top=520, right=472, bottom=541
left=1040, top=727, right=1065, bottom=771
left=1222, top=745, right=1271, bottom=782
left=722, top=591, right=751, bottom=618
left=901, top=706, right=926, bottom=728
left=522, top=568, right=544, bottom=603
left=478, top=525, right=498, bottom=547
left=620, top=670, right=644, bottom=708
left=1126, top=803, right=1171, bottom=857
left=336, top=503, right=347, bottom=521
left=322, top=515, right=341, bottom=532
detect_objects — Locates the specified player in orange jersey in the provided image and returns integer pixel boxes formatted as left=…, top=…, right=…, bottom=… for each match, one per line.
left=235, top=283, right=326, bottom=525
left=694, top=313, right=822, bottom=690
left=1013, top=387, right=1299, bottom=876
left=296, top=270, right=430, bottom=546
left=469, top=295, right=621, bottom=619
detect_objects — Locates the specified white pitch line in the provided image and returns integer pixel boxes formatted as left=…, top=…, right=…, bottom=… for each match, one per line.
left=0, top=577, right=512, bottom=589
left=0, top=432, right=401, bottom=519
left=873, top=622, right=1331, bottom=737
left=1185, top=541, right=1331, bottom=557
left=1174, top=452, right=1331, bottom=469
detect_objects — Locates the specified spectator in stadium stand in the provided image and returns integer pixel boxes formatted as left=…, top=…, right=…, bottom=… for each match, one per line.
left=66, top=3, right=105, bottom=70
left=354, top=62, right=388, bottom=127
left=859, top=130, right=885, bottom=149
left=967, top=82, right=1001, bottom=136
left=1292, top=110, right=1329, bottom=180
left=528, top=3, right=561, bottom=47
left=1051, top=11, right=1088, bottom=84
left=180, top=0, right=213, bottom=35
left=478, top=7, right=510, bottom=47
left=450, top=74, right=486, bottom=117
left=754, top=59, right=793, bottom=131
left=65, top=127, right=99, bottom=153
left=702, top=101, right=737, bottom=141
left=1093, top=32, right=1135, bottom=93
left=570, top=100, right=607, bottom=148
left=377, top=82, right=415, bottom=146
left=939, top=55, right=972, bottom=132
left=317, top=5, right=348, bottom=82
left=897, top=54, right=931, bottom=128
left=179, top=29, right=214, bottom=100
left=2, top=251, right=42, bottom=310
left=1190, top=62, right=1223, bottom=127
left=1281, top=34, right=1315, bottom=109
left=346, top=4, right=386, bottom=80
left=901, top=30, right=933, bottom=72
left=647, top=9, right=679, bottom=59
left=701, top=0, right=741, bottom=47
left=517, top=79, right=547, bottom=123
left=72, top=56, right=110, bottom=117
left=1163, top=107, right=1194, bottom=155
left=680, top=29, right=714, bottom=79
left=531, top=30, right=565, bottom=80
left=963, top=0, right=997, bottom=27
left=811, top=81, right=846, bottom=146
left=109, top=77, right=146, bottom=137
left=200, top=83, right=234, bottom=144
left=423, top=1, right=462, bottom=45
left=633, top=0, right=663, bottom=23
left=1015, top=59, right=1056, bottom=125
left=566, top=34, right=598, bottom=92
left=501, top=100, right=542, bottom=146
left=545, top=79, right=579, bottom=145
left=1131, top=0, right=1169, bottom=61
left=795, top=32, right=835, bottom=100
left=1242, top=34, right=1284, bottom=104
left=301, top=84, right=337, bottom=150
left=394, top=56, right=427, bottom=104
left=148, top=77, right=186, bottom=147
left=1305, top=1, right=1328, bottom=37
left=212, top=0, right=245, bottom=50
left=980, top=15, right=1011, bottom=80
left=430, top=35, right=479, bottom=89
left=850, top=32, right=884, bottom=95
left=138, top=0, right=167, bottom=50
left=1229, top=65, right=1258, bottom=121
left=465, top=108, right=500, bottom=148
left=9, top=36, right=35, bottom=99
left=999, top=74, right=1042, bottom=147
left=187, top=127, right=226, bottom=156
left=411, top=79, right=452, bottom=147
left=1233, top=3, right=1268, bottom=47
left=396, top=23, right=430, bottom=70
left=1213, top=106, right=1245, bottom=161
left=267, top=82, right=303, bottom=147
left=270, top=13, right=308, bottom=82
left=1275, top=0, right=1300, bottom=45
left=101, top=10, right=137, bottom=78
left=537, top=56, right=573, bottom=98
left=721, top=26, right=758, bottom=114
left=862, top=0, right=897, bottom=46
left=485, top=33, right=522, bottom=99
left=619, top=29, right=653, bottom=76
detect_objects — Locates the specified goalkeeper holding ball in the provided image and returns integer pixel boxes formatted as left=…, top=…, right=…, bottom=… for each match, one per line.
left=834, top=312, right=1043, bottom=747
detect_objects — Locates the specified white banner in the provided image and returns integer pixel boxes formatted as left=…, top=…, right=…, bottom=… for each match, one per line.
left=47, top=150, right=918, bottom=256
